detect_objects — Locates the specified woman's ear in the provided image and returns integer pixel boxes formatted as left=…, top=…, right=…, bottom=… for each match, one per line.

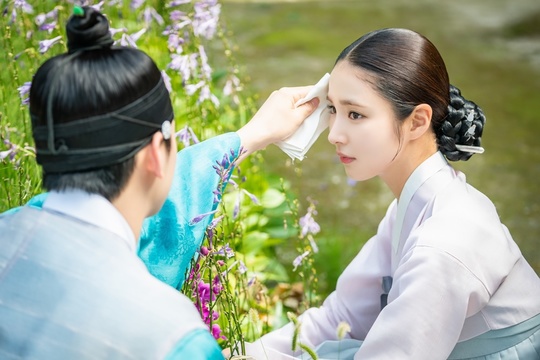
left=408, top=103, right=433, bottom=140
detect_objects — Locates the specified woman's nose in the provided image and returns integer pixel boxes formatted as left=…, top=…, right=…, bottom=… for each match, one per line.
left=327, top=118, right=347, bottom=145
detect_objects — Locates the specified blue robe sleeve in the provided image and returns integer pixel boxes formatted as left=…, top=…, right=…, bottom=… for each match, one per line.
left=164, top=329, right=225, bottom=360
left=138, top=133, right=241, bottom=290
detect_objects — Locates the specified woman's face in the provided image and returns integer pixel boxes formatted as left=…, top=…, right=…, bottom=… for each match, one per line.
left=327, top=60, right=402, bottom=181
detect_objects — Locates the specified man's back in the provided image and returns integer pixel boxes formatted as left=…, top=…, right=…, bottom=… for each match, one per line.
left=0, top=206, right=222, bottom=359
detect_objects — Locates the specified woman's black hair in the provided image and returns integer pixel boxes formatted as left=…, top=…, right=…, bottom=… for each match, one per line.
left=30, top=6, right=169, bottom=200
left=336, top=28, right=485, bottom=161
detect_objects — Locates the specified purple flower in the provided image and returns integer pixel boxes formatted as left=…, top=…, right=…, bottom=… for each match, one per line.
left=198, top=45, right=212, bottom=79
left=168, top=53, right=197, bottom=82
left=193, top=0, right=221, bottom=39
left=175, top=125, right=199, bottom=147
left=117, top=28, right=146, bottom=48
left=130, top=0, right=145, bottom=10
left=35, top=8, right=58, bottom=26
left=39, top=21, right=56, bottom=33
left=238, top=260, right=247, bottom=274
left=199, top=246, right=209, bottom=256
left=170, top=9, right=188, bottom=22
left=166, top=33, right=184, bottom=52
left=233, top=192, right=241, bottom=219
left=90, top=1, right=105, bottom=11
left=38, top=36, right=62, bottom=54
left=168, top=0, right=191, bottom=7
left=142, top=6, right=164, bottom=26
left=185, top=80, right=205, bottom=96
left=189, top=210, right=217, bottom=225
left=1, top=140, right=17, bottom=162
left=216, top=243, right=234, bottom=258
left=109, top=27, right=127, bottom=37
left=198, top=84, right=220, bottom=107
left=17, top=81, right=31, bottom=106
left=299, top=207, right=321, bottom=237
left=293, top=250, right=310, bottom=271
left=14, top=0, right=33, bottom=14
left=242, top=189, right=259, bottom=205
left=211, top=324, right=226, bottom=340
left=161, top=70, right=172, bottom=93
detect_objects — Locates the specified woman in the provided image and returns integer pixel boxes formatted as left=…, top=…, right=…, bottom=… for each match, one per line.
left=244, top=28, right=540, bottom=360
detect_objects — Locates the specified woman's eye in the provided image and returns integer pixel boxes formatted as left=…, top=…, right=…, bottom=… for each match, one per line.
left=349, top=112, right=363, bottom=120
left=327, top=105, right=336, bottom=114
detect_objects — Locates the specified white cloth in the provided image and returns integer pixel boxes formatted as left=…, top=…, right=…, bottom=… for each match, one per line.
left=276, top=73, right=330, bottom=161
left=43, top=190, right=137, bottom=252
left=245, top=152, right=540, bottom=359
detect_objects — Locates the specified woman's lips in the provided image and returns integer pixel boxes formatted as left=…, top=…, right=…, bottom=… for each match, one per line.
left=337, top=152, right=355, bottom=164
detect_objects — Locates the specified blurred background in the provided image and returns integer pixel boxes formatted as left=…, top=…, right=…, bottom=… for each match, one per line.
left=220, top=0, right=540, bottom=295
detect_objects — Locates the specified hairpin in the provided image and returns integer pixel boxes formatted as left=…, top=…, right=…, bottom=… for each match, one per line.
left=161, top=120, right=172, bottom=140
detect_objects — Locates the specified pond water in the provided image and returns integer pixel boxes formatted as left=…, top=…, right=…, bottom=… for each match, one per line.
left=221, top=0, right=540, bottom=293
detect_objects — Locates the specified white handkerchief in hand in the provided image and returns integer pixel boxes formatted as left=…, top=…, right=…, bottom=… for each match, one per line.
left=276, top=73, right=330, bottom=161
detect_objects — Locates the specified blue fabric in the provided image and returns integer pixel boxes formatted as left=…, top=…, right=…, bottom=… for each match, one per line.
left=295, top=314, right=540, bottom=360
left=138, top=133, right=240, bottom=289
left=165, top=329, right=225, bottom=360
left=3, top=133, right=241, bottom=290
left=0, top=206, right=217, bottom=359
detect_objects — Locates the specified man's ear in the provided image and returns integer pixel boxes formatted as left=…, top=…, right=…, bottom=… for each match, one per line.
left=408, top=103, right=433, bottom=140
left=143, top=132, right=166, bottom=179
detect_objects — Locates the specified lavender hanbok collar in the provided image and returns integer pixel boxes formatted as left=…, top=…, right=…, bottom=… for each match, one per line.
left=392, top=151, right=448, bottom=254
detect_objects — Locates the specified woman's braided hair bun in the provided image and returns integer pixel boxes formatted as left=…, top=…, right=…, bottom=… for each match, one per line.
left=66, top=6, right=114, bottom=53
left=437, top=85, right=486, bottom=161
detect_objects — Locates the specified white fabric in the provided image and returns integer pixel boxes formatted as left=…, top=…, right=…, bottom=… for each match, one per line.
left=276, top=73, right=330, bottom=161
left=43, top=190, right=137, bottom=252
left=245, top=152, right=540, bottom=359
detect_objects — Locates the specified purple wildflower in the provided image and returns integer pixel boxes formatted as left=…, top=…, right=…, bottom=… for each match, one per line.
left=118, top=28, right=146, bottom=48
left=39, top=21, right=56, bottom=33
left=198, top=84, right=220, bottom=107
left=175, top=125, right=199, bottom=147
left=161, top=70, right=172, bottom=93
left=1, top=140, right=17, bottom=162
left=198, top=45, right=212, bottom=79
left=14, top=0, right=33, bottom=14
left=299, top=206, right=321, bottom=237
left=242, top=189, right=259, bottom=205
left=142, top=6, right=164, bottom=26
left=17, top=81, right=31, bottom=106
left=189, top=210, right=217, bottom=225
left=238, top=260, right=247, bottom=274
left=192, top=0, right=221, bottom=39
left=170, top=9, right=188, bottom=22
left=216, top=243, right=234, bottom=258
left=130, top=0, right=145, bottom=10
left=199, top=246, right=209, bottom=256
left=211, top=324, right=226, bottom=340
left=185, top=80, right=205, bottom=96
left=293, top=250, right=310, bottom=271
left=208, top=214, right=224, bottom=229
left=90, top=1, right=105, bottom=11
left=168, top=0, right=191, bottom=7
left=233, top=192, right=241, bottom=219
left=109, top=27, right=127, bottom=38
left=168, top=53, right=196, bottom=81
left=38, top=36, right=62, bottom=54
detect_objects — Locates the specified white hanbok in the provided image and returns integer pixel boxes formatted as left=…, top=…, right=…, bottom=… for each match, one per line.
left=245, top=152, right=540, bottom=359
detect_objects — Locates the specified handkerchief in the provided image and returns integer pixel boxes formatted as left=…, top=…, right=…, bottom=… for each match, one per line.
left=276, top=73, right=330, bottom=161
